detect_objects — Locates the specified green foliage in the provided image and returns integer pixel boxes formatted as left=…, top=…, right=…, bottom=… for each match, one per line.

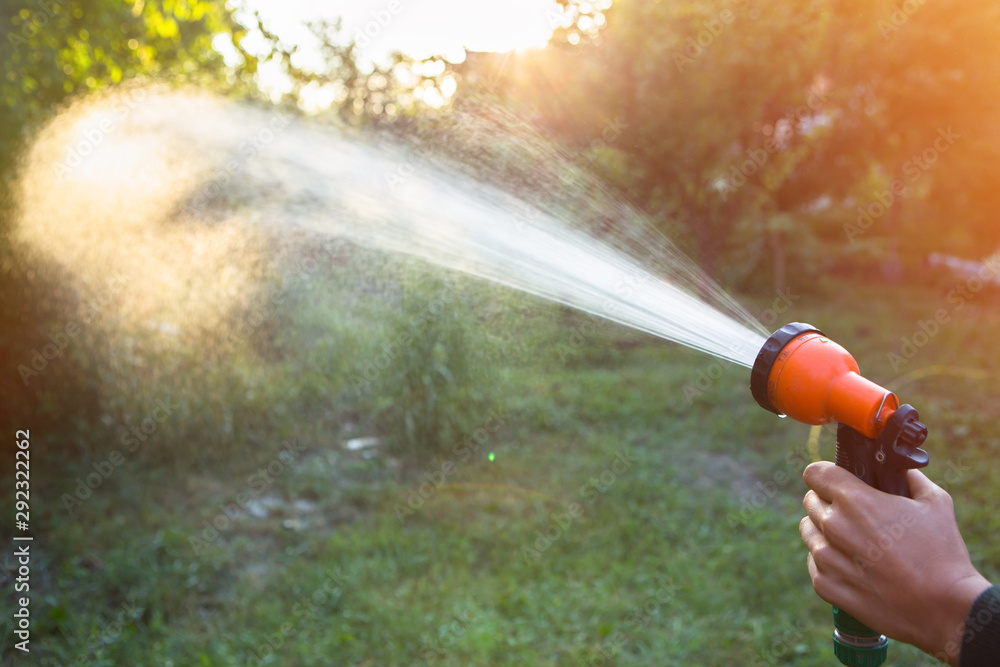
left=367, top=268, right=494, bottom=458
left=0, top=0, right=253, bottom=162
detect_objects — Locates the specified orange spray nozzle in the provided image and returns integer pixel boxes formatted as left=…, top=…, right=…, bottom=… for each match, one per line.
left=750, top=323, right=898, bottom=439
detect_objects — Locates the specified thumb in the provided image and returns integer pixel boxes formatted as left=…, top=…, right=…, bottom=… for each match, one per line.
left=906, top=469, right=945, bottom=501
left=803, top=460, right=872, bottom=503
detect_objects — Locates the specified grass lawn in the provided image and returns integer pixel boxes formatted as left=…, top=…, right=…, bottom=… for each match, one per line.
left=3, top=266, right=1000, bottom=666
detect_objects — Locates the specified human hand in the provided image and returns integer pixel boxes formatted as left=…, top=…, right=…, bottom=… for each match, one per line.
left=799, top=461, right=990, bottom=666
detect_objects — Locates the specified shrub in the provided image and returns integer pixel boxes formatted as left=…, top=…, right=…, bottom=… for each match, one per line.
left=367, top=267, right=494, bottom=459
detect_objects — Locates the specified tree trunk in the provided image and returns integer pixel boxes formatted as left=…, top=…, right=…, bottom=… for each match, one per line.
left=771, top=230, right=787, bottom=294
left=883, top=187, right=904, bottom=282
left=694, top=212, right=718, bottom=287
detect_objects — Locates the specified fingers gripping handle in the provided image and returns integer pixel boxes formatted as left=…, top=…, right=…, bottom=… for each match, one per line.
left=831, top=405, right=930, bottom=666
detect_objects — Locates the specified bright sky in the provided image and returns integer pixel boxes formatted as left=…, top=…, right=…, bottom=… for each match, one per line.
left=222, top=0, right=577, bottom=105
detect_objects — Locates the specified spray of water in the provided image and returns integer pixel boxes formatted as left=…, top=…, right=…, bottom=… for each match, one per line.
left=14, top=88, right=767, bottom=366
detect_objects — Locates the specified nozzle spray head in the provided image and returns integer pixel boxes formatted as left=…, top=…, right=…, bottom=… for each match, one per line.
left=750, top=322, right=898, bottom=439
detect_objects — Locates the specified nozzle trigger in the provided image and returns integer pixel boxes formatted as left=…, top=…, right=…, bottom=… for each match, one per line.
left=836, top=404, right=928, bottom=498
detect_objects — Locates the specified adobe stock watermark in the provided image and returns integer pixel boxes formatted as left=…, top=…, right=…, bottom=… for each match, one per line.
left=414, top=608, right=478, bottom=666
left=185, top=112, right=293, bottom=215
left=350, top=277, right=461, bottom=397
left=852, top=458, right=972, bottom=577
left=53, top=88, right=147, bottom=177
left=189, top=438, right=307, bottom=555
left=943, top=254, right=1000, bottom=312
left=852, top=459, right=972, bottom=577
left=886, top=310, right=950, bottom=373
left=7, top=0, right=69, bottom=52
left=393, top=408, right=507, bottom=522
left=727, top=437, right=817, bottom=530
left=673, top=0, right=757, bottom=73
left=227, top=286, right=284, bottom=347
left=41, top=598, right=144, bottom=667
left=886, top=254, right=999, bottom=371
left=851, top=458, right=968, bottom=575
left=243, top=565, right=348, bottom=667
left=510, top=198, right=543, bottom=234
left=585, top=577, right=679, bottom=665
left=384, top=150, right=423, bottom=193
left=519, top=449, right=635, bottom=563
left=844, top=127, right=960, bottom=243
left=682, top=288, right=799, bottom=404
left=554, top=319, right=599, bottom=363
left=226, top=240, right=344, bottom=350
left=353, top=0, right=404, bottom=49
left=61, top=397, right=181, bottom=512
left=512, top=117, right=626, bottom=233
left=852, top=509, right=925, bottom=576
left=578, top=116, right=629, bottom=164
left=750, top=619, right=808, bottom=667
left=935, top=590, right=1000, bottom=664
left=718, top=91, right=829, bottom=201
left=596, top=266, right=653, bottom=323
left=17, top=271, right=130, bottom=385
left=877, top=0, right=929, bottom=39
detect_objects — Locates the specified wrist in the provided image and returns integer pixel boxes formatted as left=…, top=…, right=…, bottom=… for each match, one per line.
left=925, top=572, right=991, bottom=666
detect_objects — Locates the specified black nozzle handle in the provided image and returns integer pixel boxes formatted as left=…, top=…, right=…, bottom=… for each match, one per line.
left=831, top=405, right=929, bottom=665
left=836, top=404, right=929, bottom=498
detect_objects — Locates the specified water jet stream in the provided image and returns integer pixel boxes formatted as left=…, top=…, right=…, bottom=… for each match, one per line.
left=15, top=89, right=768, bottom=366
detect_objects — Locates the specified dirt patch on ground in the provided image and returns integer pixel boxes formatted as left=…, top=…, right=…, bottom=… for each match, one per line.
left=674, top=447, right=769, bottom=498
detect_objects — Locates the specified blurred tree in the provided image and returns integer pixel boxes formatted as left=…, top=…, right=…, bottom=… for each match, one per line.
left=253, top=16, right=459, bottom=126
left=447, top=0, right=1000, bottom=288
left=808, top=0, right=1000, bottom=272
left=0, top=0, right=255, bottom=165
left=450, top=0, right=833, bottom=287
